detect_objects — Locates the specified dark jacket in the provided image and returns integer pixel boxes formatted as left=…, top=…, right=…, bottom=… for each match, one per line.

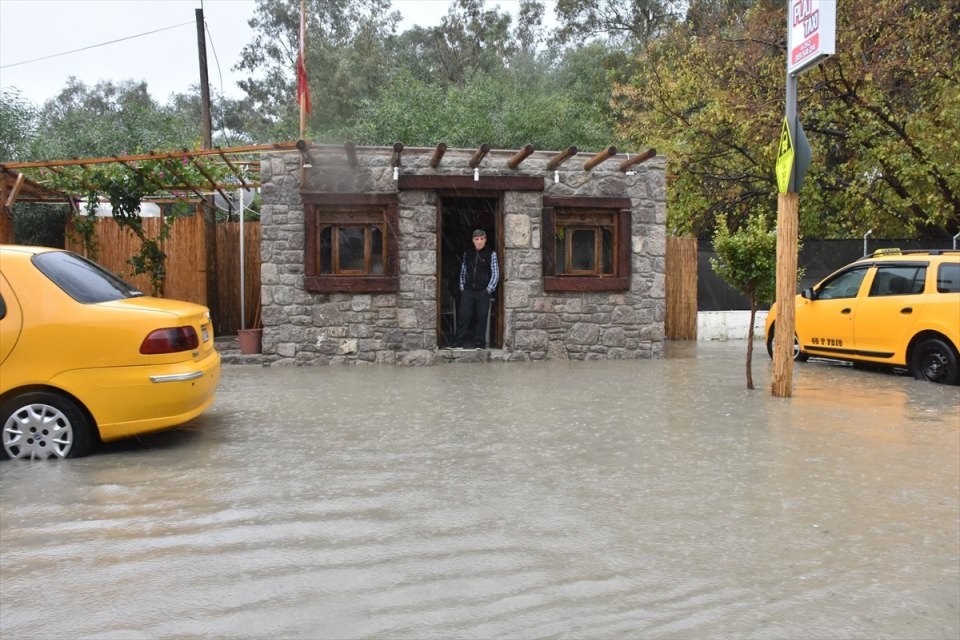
left=462, top=246, right=494, bottom=291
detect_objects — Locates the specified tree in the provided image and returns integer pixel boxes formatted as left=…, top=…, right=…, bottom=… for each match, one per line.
left=1, top=89, right=70, bottom=247
left=553, top=0, right=684, bottom=48
left=235, top=0, right=401, bottom=140
left=347, top=61, right=615, bottom=150
left=0, top=89, right=36, bottom=161
left=614, top=0, right=959, bottom=241
left=710, top=213, right=778, bottom=390
left=28, top=78, right=202, bottom=160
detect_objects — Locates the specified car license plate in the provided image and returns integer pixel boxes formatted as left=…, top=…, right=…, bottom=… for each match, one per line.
left=201, top=325, right=209, bottom=342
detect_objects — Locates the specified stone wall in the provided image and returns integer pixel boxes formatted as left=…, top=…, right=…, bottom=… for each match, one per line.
left=258, top=145, right=667, bottom=366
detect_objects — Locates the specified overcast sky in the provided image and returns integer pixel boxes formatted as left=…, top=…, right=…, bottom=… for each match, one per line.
left=0, top=0, right=534, bottom=106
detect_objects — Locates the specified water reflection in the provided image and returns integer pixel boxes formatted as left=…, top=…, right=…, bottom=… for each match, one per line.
left=1, top=341, right=957, bottom=639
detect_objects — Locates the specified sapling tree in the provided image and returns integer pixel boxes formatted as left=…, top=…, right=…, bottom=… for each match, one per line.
left=710, top=212, right=778, bottom=390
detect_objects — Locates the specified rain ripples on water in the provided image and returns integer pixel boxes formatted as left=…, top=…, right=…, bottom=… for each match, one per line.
left=1, top=341, right=958, bottom=639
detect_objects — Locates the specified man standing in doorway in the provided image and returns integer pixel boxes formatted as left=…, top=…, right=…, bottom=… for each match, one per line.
left=454, top=228, right=499, bottom=348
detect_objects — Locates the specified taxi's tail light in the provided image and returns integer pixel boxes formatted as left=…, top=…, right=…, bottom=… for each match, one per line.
left=140, top=327, right=200, bottom=354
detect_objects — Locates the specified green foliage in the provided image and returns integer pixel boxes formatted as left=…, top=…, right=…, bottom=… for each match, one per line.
left=553, top=0, right=683, bottom=48
left=709, top=212, right=777, bottom=308
left=0, top=89, right=37, bottom=161
left=347, top=65, right=614, bottom=149
left=709, top=211, right=781, bottom=390
left=5, top=0, right=956, bottom=250
left=616, top=0, right=959, bottom=240
left=11, top=203, right=69, bottom=248
left=69, top=197, right=101, bottom=259
left=235, top=0, right=402, bottom=139
left=85, top=170, right=172, bottom=296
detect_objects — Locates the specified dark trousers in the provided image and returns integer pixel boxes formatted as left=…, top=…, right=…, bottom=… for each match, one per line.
left=455, top=289, right=490, bottom=347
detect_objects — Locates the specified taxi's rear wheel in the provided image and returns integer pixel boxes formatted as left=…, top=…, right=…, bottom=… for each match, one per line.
left=0, top=392, right=95, bottom=460
left=910, top=338, right=959, bottom=385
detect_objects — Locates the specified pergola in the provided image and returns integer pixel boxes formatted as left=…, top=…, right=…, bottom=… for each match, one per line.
left=0, top=141, right=301, bottom=244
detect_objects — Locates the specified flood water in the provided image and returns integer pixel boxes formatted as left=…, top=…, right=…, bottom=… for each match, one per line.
left=2, top=341, right=958, bottom=639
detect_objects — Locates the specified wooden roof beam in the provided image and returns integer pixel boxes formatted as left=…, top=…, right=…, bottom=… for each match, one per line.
left=469, top=143, right=491, bottom=169
left=619, top=148, right=657, bottom=172
left=507, top=144, right=534, bottom=170
left=3, top=171, right=24, bottom=210
left=391, top=142, right=404, bottom=167
left=584, top=146, right=617, bottom=171
left=0, top=141, right=298, bottom=171
left=429, top=143, right=447, bottom=168
left=184, top=154, right=232, bottom=204
left=344, top=141, right=358, bottom=168
left=217, top=150, right=251, bottom=188
left=546, top=146, right=578, bottom=171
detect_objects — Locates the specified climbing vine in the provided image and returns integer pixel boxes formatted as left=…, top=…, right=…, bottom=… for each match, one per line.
left=35, top=154, right=237, bottom=296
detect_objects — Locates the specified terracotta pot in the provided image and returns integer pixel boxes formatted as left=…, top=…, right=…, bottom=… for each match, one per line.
left=237, top=328, right=262, bottom=354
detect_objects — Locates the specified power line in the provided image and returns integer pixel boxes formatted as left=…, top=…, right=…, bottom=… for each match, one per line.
left=0, top=21, right=194, bottom=69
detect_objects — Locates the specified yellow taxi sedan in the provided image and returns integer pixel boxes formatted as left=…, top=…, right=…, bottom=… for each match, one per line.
left=765, top=249, right=960, bottom=384
left=0, top=245, right=221, bottom=459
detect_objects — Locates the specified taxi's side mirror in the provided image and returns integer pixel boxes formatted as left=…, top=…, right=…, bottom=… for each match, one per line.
left=801, top=287, right=816, bottom=300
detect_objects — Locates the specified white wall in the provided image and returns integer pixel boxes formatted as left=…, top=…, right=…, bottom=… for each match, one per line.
left=698, top=310, right=768, bottom=341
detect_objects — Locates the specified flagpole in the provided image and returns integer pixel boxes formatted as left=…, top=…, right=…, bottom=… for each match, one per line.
left=299, top=0, right=307, bottom=140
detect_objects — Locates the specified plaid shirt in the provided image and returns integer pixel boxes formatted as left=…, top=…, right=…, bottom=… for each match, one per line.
left=460, top=250, right=499, bottom=294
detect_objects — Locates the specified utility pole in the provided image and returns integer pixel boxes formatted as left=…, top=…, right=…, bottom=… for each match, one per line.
left=196, top=7, right=219, bottom=332
left=196, top=8, right=213, bottom=148
left=771, top=0, right=835, bottom=397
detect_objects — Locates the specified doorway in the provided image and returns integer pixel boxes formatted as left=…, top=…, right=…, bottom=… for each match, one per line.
left=438, top=195, right=501, bottom=348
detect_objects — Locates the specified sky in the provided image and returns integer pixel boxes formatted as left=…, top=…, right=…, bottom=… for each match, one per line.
left=0, top=0, right=538, bottom=106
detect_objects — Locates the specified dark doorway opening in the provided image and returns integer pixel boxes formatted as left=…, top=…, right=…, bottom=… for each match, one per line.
left=438, top=195, right=500, bottom=348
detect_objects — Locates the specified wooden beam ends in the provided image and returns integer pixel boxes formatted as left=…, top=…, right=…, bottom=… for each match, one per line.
left=469, top=143, right=491, bottom=169
left=391, top=142, right=404, bottom=167
left=619, top=148, right=657, bottom=172
left=546, top=146, right=578, bottom=171
left=583, top=146, right=618, bottom=171
left=344, top=141, right=358, bottom=167
left=429, top=143, right=448, bottom=168
left=507, top=144, right=535, bottom=169
left=296, top=139, right=315, bottom=168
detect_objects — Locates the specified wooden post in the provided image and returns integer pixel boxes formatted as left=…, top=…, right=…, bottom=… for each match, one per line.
left=771, top=191, right=799, bottom=397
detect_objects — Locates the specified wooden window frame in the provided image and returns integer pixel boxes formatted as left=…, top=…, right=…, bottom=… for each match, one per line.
left=542, top=196, right=631, bottom=292
left=303, top=193, right=399, bottom=293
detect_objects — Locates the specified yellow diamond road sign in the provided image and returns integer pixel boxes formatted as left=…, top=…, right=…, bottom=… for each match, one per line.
left=776, top=117, right=794, bottom=193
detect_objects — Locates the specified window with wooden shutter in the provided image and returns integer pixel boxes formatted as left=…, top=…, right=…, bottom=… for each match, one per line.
left=542, top=197, right=631, bottom=292
left=303, top=193, right=398, bottom=293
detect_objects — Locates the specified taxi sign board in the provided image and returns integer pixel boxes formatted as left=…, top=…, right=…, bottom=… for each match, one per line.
left=776, top=118, right=794, bottom=193
left=788, top=0, right=836, bottom=75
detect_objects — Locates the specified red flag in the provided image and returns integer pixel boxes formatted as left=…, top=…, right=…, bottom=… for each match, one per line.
left=297, top=0, right=311, bottom=116
left=297, top=50, right=311, bottom=114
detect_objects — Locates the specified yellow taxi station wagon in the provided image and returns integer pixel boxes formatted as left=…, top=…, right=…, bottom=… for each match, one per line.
left=765, top=249, right=960, bottom=385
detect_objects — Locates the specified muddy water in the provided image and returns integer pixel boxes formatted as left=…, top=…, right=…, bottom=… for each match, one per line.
left=1, top=341, right=958, bottom=639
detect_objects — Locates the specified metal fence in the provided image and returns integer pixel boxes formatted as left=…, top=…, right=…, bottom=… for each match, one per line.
left=698, top=238, right=957, bottom=311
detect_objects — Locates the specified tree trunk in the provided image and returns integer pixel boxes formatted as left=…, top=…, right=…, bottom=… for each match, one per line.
left=746, top=292, right=756, bottom=390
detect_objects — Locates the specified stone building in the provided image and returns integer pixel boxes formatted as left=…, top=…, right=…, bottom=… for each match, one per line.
left=258, top=143, right=666, bottom=365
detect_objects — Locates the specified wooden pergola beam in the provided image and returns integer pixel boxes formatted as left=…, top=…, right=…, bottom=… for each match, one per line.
left=0, top=142, right=298, bottom=171
left=546, top=146, right=578, bottom=171
left=507, top=144, right=534, bottom=169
